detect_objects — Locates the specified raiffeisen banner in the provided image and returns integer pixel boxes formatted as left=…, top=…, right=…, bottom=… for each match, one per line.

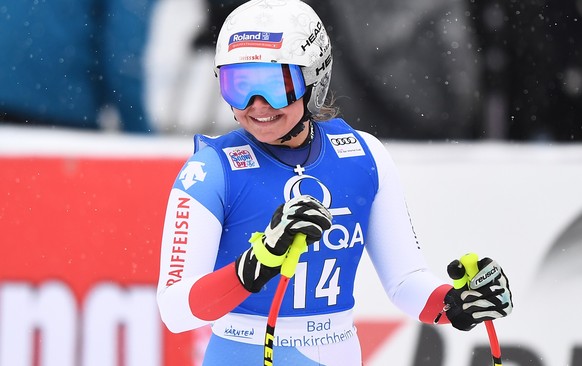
left=1, top=126, right=581, bottom=366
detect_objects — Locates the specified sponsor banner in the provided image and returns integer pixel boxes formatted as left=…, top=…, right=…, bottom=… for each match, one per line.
left=1, top=129, right=581, bottom=365
left=0, top=156, right=202, bottom=366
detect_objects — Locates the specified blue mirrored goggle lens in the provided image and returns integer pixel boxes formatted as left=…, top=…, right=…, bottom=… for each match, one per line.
left=219, top=63, right=306, bottom=110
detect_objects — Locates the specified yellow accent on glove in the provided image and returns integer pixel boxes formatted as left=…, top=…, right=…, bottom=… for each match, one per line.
left=249, top=232, right=288, bottom=268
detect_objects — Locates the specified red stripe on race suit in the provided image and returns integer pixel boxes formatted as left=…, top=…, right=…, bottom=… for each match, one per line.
left=189, top=262, right=251, bottom=321
left=419, top=284, right=452, bottom=324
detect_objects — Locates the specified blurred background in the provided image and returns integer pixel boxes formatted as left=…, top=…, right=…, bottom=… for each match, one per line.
left=1, top=1, right=581, bottom=366
left=1, top=0, right=580, bottom=140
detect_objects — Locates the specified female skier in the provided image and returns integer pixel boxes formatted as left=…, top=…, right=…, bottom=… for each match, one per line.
left=156, top=0, right=513, bottom=364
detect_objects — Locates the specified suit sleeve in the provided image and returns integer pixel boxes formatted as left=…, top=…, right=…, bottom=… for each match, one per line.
left=156, top=147, right=250, bottom=333
left=360, top=132, right=451, bottom=324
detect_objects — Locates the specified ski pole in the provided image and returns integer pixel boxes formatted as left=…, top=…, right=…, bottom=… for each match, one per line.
left=448, top=253, right=503, bottom=366
left=263, top=233, right=307, bottom=366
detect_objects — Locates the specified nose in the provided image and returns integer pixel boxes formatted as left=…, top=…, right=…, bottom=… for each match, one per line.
left=248, top=95, right=272, bottom=108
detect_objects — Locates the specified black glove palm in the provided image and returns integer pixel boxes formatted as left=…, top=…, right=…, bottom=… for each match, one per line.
left=236, top=195, right=332, bottom=292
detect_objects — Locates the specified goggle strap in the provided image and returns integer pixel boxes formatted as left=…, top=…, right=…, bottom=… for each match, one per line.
left=282, top=64, right=297, bottom=106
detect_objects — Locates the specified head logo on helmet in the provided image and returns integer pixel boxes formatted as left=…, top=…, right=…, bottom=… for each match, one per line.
left=215, top=0, right=333, bottom=114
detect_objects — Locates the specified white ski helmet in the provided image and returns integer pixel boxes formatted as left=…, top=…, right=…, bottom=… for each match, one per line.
left=215, top=0, right=332, bottom=114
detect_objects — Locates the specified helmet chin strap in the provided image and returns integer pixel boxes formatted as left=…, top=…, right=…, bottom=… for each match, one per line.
left=278, top=119, right=306, bottom=143
left=279, top=87, right=313, bottom=143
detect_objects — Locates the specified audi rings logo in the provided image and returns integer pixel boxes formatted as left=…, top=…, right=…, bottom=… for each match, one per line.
left=328, top=133, right=365, bottom=157
left=331, top=137, right=358, bottom=146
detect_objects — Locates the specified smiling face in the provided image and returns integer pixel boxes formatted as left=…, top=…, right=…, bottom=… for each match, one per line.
left=232, top=96, right=307, bottom=147
left=219, top=62, right=309, bottom=147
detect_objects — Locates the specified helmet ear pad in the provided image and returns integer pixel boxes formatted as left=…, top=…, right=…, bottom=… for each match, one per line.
left=304, top=62, right=332, bottom=115
left=301, top=87, right=314, bottom=122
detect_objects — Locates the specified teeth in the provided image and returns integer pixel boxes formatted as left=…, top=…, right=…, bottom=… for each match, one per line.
left=255, top=115, right=278, bottom=122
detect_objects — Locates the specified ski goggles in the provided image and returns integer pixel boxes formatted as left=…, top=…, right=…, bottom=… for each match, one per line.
left=219, top=63, right=307, bottom=110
